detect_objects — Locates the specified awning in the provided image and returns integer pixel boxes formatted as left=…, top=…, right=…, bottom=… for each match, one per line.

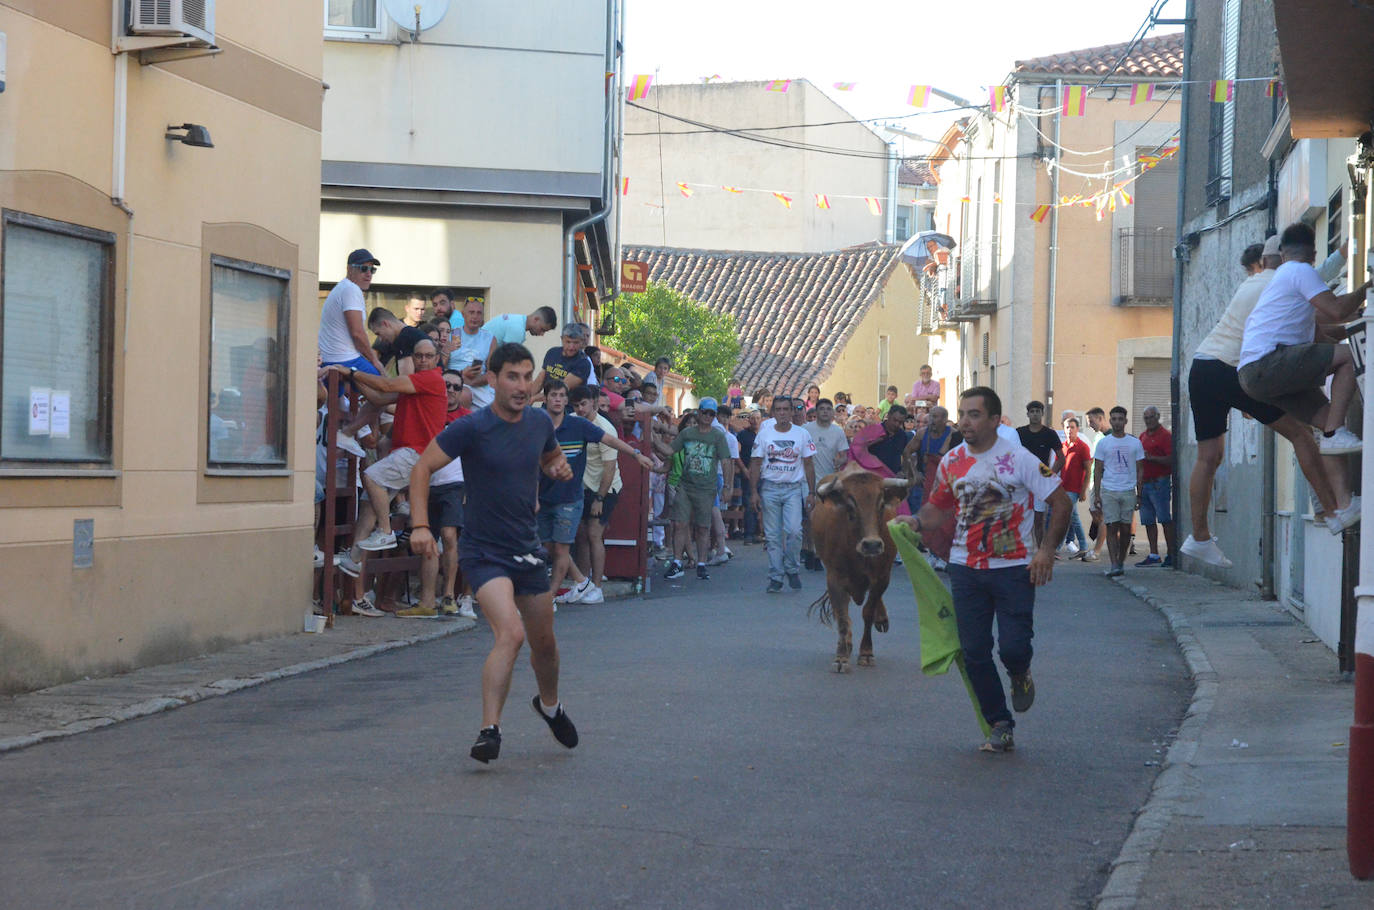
left=1274, top=0, right=1374, bottom=138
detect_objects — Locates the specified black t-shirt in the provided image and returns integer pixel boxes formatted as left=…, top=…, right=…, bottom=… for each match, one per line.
left=541, top=347, right=592, bottom=385
left=867, top=428, right=912, bottom=475
left=435, top=406, right=558, bottom=555
left=1018, top=424, right=1062, bottom=466
left=736, top=427, right=757, bottom=463
left=391, top=326, right=427, bottom=363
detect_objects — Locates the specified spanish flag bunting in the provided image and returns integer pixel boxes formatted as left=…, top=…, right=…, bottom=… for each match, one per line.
left=677, top=182, right=693, bottom=198
left=1159, top=145, right=1179, bottom=160
left=1062, top=85, right=1087, bottom=117
left=1060, top=193, right=1081, bottom=206
left=1118, top=188, right=1133, bottom=206
left=993, top=194, right=1002, bottom=205
left=766, top=79, right=791, bottom=93
left=721, top=185, right=743, bottom=193
left=865, top=197, right=882, bottom=216
left=833, top=82, right=856, bottom=91
left=907, top=85, right=931, bottom=107
left=1266, top=79, right=1282, bottom=98
left=1129, top=84, right=1154, bottom=105
left=620, top=177, right=629, bottom=196
left=1030, top=204, right=1051, bottom=223
left=960, top=195, right=971, bottom=203
left=627, top=74, right=653, bottom=101
left=1211, top=79, right=1233, bottom=102
left=703, top=74, right=722, bottom=83
left=815, top=193, right=831, bottom=209
left=989, top=85, right=1007, bottom=113
left=773, top=192, right=793, bottom=209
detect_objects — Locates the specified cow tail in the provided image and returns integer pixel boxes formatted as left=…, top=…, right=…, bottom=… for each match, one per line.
left=806, top=591, right=833, bottom=627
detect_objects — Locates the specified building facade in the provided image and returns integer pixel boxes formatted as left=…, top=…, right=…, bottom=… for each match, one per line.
left=0, top=2, right=323, bottom=691
left=620, top=80, right=890, bottom=253
left=319, top=2, right=622, bottom=344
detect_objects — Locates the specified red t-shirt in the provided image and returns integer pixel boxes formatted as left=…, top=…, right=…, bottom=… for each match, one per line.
left=392, top=369, right=447, bottom=453
left=1139, top=425, right=1172, bottom=482
left=1060, top=437, right=1091, bottom=495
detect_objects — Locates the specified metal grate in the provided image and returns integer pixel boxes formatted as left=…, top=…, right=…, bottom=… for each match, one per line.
left=1118, top=228, right=1174, bottom=304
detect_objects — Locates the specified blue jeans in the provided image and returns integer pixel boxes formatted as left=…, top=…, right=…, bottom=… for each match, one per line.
left=1063, top=490, right=1087, bottom=549
left=760, top=480, right=805, bottom=581
left=1140, top=476, right=1172, bottom=525
left=945, top=563, right=1035, bottom=728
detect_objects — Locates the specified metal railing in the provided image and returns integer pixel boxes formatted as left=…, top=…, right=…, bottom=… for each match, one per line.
left=1118, top=227, right=1174, bottom=305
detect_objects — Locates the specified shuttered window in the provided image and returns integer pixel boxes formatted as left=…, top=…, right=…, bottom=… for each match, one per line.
left=208, top=257, right=290, bottom=468
left=0, top=212, right=114, bottom=463
left=1131, top=357, right=1172, bottom=435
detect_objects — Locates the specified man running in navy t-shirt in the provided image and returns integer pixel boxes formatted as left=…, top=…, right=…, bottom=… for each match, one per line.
left=409, top=343, right=579, bottom=763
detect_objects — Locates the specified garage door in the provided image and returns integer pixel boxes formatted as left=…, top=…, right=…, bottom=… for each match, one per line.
left=1131, top=357, right=1172, bottom=435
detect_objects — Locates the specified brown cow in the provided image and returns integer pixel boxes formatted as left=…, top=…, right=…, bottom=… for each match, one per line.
left=808, top=465, right=910, bottom=672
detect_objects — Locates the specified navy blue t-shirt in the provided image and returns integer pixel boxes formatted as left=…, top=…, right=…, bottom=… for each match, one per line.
left=541, top=347, right=593, bottom=386
left=434, top=405, right=558, bottom=555
left=539, top=413, right=605, bottom=505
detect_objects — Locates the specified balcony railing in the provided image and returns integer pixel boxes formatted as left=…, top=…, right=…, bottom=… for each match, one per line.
left=917, top=270, right=958, bottom=333
left=1118, top=227, right=1174, bottom=305
left=955, top=244, right=998, bottom=318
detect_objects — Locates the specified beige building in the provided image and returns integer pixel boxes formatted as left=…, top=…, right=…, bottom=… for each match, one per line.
left=621, top=80, right=890, bottom=253
left=939, top=34, right=1180, bottom=430
left=319, top=3, right=621, bottom=346
left=0, top=3, right=323, bottom=691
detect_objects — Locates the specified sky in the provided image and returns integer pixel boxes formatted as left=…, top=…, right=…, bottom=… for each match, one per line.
left=622, top=0, right=1187, bottom=154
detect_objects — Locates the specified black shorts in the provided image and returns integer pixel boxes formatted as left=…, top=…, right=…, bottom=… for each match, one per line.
left=428, top=482, right=465, bottom=530
left=1188, top=356, right=1284, bottom=442
left=582, top=487, right=620, bottom=526
left=458, top=540, right=550, bottom=598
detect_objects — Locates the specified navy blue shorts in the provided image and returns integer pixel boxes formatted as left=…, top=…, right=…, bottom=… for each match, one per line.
left=459, top=542, right=550, bottom=598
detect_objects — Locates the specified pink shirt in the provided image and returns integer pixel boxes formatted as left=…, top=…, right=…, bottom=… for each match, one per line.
left=911, top=379, right=941, bottom=403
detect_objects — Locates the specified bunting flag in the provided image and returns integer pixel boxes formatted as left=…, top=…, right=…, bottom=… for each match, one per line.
left=907, top=85, right=931, bottom=107
left=627, top=74, right=653, bottom=101
left=833, top=82, right=856, bottom=91
left=1062, top=85, right=1087, bottom=117
left=959, top=195, right=971, bottom=203
left=773, top=192, right=793, bottom=208
left=1211, top=79, right=1234, bottom=102
left=865, top=196, right=882, bottom=216
left=677, top=182, right=693, bottom=198
left=1030, top=204, right=1051, bottom=223
left=1129, top=84, right=1154, bottom=105
left=721, top=185, right=743, bottom=193
left=1119, top=188, right=1133, bottom=206
left=766, top=79, right=791, bottom=93
left=989, top=85, right=1007, bottom=113
left=993, top=194, right=1003, bottom=204
left=815, top=193, right=831, bottom=209
left=620, top=177, right=629, bottom=196
left=703, top=74, right=722, bottom=83
left=1266, top=79, right=1282, bottom=98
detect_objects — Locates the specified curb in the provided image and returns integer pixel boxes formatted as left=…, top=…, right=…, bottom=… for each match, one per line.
left=0, top=618, right=476, bottom=755
left=1094, top=575, right=1216, bottom=910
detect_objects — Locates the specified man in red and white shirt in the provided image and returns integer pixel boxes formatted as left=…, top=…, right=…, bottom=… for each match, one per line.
left=898, top=386, right=1070, bottom=753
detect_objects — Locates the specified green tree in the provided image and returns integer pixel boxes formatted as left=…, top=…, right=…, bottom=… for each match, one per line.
left=612, top=282, right=739, bottom=399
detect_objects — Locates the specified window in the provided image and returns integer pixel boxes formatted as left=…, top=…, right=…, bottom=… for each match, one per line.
left=1207, top=0, right=1240, bottom=207
left=982, top=332, right=989, bottom=366
left=325, top=0, right=382, bottom=35
left=208, top=257, right=290, bottom=468
left=1328, top=189, right=1344, bottom=258
left=877, top=334, right=890, bottom=403
left=1, top=211, right=114, bottom=463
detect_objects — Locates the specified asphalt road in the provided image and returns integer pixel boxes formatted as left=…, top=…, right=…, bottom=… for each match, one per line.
left=1, top=546, right=1188, bottom=909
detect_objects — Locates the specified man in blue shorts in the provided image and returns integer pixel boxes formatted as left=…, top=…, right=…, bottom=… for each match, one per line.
left=408, top=343, right=579, bottom=764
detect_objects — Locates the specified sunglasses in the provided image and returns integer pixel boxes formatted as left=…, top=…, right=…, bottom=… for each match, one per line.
left=444, top=382, right=463, bottom=391
left=354, top=265, right=378, bottom=274
left=610, top=376, right=628, bottom=384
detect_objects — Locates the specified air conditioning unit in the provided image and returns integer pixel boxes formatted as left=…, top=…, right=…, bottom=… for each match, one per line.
left=128, top=0, right=215, bottom=46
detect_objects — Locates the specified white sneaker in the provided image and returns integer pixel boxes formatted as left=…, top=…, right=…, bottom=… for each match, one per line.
left=334, top=431, right=367, bottom=458
left=457, top=595, right=477, bottom=619
left=357, top=529, right=397, bottom=551
left=333, top=552, right=363, bottom=577
left=313, top=546, right=325, bottom=568
left=1180, top=534, right=1233, bottom=568
left=349, top=599, right=385, bottom=618
left=1329, top=495, right=1361, bottom=534
left=706, top=550, right=730, bottom=566
left=1319, top=427, right=1363, bottom=455
left=578, top=584, right=605, bottom=604
left=393, top=500, right=410, bottom=517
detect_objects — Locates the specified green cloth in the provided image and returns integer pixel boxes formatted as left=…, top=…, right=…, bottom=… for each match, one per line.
left=888, top=519, right=991, bottom=737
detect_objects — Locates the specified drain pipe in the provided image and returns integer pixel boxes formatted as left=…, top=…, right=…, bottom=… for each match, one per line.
left=1045, top=78, right=1062, bottom=410
left=563, top=0, right=618, bottom=325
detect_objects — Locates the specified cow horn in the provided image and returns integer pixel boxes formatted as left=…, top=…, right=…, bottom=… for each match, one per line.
left=817, top=479, right=835, bottom=495
left=882, top=477, right=910, bottom=489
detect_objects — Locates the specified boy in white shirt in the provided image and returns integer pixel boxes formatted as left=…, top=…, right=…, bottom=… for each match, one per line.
left=1090, top=406, right=1144, bottom=578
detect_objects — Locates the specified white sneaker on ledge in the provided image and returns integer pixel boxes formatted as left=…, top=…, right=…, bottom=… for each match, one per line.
left=334, top=431, right=367, bottom=458
left=357, top=529, right=397, bottom=551
left=1180, top=534, right=1233, bottom=568
left=1319, top=427, right=1363, bottom=455
left=1328, top=495, right=1362, bottom=534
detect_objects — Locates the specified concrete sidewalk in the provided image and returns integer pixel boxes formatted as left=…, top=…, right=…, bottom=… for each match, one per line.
left=1097, top=565, right=1372, bottom=909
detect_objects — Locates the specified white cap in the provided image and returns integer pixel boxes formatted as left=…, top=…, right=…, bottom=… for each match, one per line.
left=1263, top=235, right=1281, bottom=256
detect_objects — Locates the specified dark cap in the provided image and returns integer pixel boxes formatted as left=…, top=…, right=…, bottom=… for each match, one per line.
left=348, top=248, right=381, bottom=268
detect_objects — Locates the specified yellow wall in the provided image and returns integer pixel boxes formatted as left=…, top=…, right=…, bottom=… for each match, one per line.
left=0, top=3, right=322, bottom=691
left=823, top=265, right=934, bottom=407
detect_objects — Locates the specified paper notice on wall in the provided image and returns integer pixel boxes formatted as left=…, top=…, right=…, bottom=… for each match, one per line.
left=50, top=391, right=71, bottom=438
left=28, top=387, right=50, bottom=436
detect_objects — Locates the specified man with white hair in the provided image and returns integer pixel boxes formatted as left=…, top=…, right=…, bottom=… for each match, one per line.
left=1135, top=405, right=1176, bottom=567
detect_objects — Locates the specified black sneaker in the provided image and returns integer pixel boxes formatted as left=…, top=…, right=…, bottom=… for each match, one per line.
left=767, top=579, right=784, bottom=593
left=696, top=564, right=710, bottom=580
left=787, top=572, right=802, bottom=590
left=665, top=560, right=685, bottom=580
left=531, top=696, right=579, bottom=748
left=979, top=720, right=1015, bottom=753
left=1011, top=672, right=1035, bottom=713
left=470, top=725, right=501, bottom=763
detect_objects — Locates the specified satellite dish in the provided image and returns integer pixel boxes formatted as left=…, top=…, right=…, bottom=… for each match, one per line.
left=381, top=0, right=449, bottom=35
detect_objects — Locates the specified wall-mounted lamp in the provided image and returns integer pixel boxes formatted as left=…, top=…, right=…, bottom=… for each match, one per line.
left=165, top=123, right=213, bottom=148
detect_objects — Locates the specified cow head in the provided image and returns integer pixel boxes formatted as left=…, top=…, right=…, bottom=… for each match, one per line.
left=816, top=469, right=909, bottom=557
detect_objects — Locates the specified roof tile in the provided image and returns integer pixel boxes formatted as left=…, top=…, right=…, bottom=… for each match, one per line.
left=1014, top=32, right=1183, bottom=79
